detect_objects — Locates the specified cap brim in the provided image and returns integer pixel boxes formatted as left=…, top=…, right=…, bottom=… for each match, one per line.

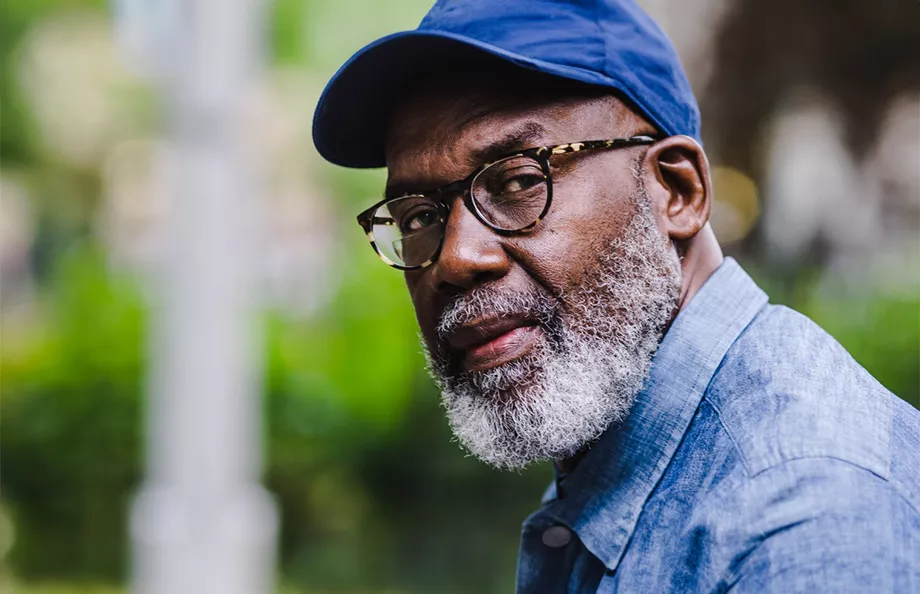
left=312, top=30, right=617, bottom=169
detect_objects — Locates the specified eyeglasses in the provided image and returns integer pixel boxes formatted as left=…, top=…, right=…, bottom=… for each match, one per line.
left=356, top=135, right=658, bottom=270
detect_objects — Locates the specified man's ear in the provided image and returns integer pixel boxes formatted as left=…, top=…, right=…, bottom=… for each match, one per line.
left=642, top=135, right=712, bottom=242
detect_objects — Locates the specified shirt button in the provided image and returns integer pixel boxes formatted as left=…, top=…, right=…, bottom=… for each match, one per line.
left=541, top=525, right=572, bottom=548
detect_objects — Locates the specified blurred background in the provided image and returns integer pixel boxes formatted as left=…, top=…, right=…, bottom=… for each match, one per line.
left=0, top=0, right=917, bottom=592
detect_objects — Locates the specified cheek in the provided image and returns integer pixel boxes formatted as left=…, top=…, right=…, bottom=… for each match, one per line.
left=514, top=177, right=635, bottom=288
left=405, top=271, right=440, bottom=345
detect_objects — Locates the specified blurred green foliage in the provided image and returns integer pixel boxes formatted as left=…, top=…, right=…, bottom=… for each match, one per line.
left=2, top=586, right=125, bottom=594
left=1, top=246, right=144, bottom=580
left=0, top=1, right=917, bottom=593
left=1, top=241, right=551, bottom=593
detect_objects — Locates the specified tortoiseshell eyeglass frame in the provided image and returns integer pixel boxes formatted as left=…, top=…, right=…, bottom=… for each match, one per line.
left=356, top=134, right=659, bottom=270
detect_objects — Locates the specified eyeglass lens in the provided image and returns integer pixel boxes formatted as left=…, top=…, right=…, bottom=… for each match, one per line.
left=371, top=195, right=444, bottom=268
left=371, top=154, right=549, bottom=268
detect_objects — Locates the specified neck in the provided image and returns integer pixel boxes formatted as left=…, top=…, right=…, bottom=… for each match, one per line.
left=676, top=224, right=723, bottom=313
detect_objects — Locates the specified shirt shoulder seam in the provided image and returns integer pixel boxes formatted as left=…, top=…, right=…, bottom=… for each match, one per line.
left=703, top=394, right=753, bottom=477
left=698, top=302, right=772, bottom=478
left=748, top=455, right=920, bottom=518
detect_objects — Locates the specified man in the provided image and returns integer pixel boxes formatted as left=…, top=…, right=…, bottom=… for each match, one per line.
left=312, top=1, right=920, bottom=592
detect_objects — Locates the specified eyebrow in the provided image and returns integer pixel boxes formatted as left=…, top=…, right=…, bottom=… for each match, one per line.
left=384, top=121, right=549, bottom=199
left=470, top=121, right=549, bottom=164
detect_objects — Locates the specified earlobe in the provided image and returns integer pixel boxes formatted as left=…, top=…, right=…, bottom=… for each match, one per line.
left=644, top=135, right=712, bottom=242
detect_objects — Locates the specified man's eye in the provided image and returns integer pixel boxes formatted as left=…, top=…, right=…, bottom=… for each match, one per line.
left=403, top=208, right=439, bottom=232
left=501, top=174, right=543, bottom=194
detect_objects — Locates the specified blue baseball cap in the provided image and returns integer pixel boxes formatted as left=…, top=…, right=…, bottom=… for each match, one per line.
left=312, top=0, right=700, bottom=168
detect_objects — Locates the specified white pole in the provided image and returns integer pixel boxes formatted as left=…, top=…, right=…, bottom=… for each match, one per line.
left=129, top=0, right=278, bottom=592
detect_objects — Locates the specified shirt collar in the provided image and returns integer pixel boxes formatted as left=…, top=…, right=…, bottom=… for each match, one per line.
left=538, top=257, right=768, bottom=570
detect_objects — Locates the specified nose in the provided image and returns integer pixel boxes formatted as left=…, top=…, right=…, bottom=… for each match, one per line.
left=430, top=195, right=510, bottom=293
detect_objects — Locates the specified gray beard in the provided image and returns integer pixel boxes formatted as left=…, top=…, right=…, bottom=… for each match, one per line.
left=423, top=185, right=682, bottom=470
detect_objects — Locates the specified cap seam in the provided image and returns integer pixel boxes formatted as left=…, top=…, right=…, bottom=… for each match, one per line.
left=314, top=6, right=699, bottom=167
left=594, top=4, right=675, bottom=139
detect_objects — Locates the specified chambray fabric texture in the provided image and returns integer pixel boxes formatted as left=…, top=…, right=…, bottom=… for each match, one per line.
left=516, top=258, right=920, bottom=593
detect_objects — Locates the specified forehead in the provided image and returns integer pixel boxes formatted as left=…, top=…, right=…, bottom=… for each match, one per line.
left=384, top=71, right=629, bottom=190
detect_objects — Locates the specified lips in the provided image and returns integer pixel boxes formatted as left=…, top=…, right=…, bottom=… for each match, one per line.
left=446, top=316, right=542, bottom=372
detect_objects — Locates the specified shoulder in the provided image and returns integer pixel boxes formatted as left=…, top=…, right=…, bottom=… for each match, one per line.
left=663, top=299, right=920, bottom=590
left=702, top=303, right=920, bottom=506
left=697, top=456, right=920, bottom=593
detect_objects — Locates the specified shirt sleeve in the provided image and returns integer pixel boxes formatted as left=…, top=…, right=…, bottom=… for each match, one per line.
left=713, top=458, right=920, bottom=593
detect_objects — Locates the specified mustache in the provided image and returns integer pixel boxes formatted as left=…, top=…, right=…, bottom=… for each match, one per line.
left=435, top=284, right=559, bottom=345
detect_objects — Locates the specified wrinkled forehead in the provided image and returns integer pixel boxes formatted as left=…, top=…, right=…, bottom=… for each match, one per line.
left=384, top=69, right=633, bottom=186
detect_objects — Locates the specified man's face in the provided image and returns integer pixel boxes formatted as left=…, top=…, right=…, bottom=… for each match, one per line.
left=385, top=73, right=682, bottom=469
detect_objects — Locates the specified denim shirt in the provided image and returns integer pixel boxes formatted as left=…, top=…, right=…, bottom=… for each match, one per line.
left=516, top=258, right=920, bottom=593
